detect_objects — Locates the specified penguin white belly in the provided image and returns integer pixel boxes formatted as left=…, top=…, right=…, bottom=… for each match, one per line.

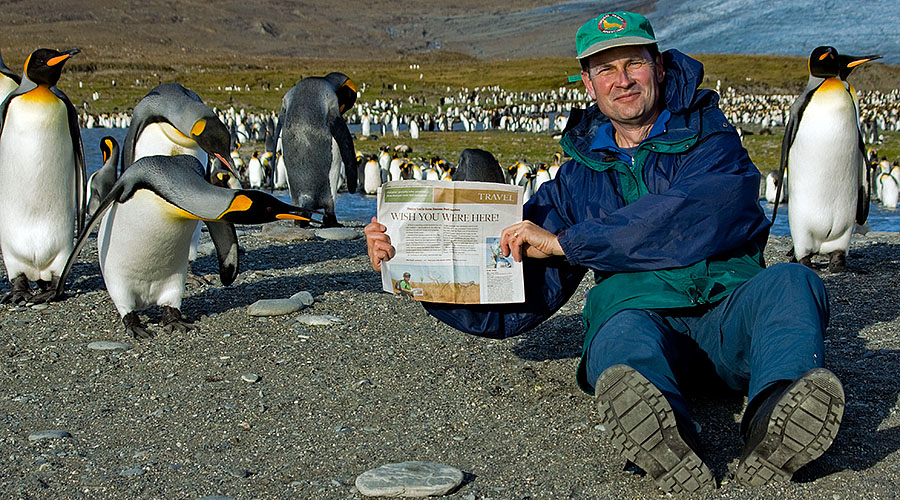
left=0, top=96, right=75, bottom=281
left=133, top=122, right=207, bottom=165
left=274, top=155, right=288, bottom=189
left=133, top=122, right=207, bottom=261
left=248, top=158, right=263, bottom=188
left=534, top=170, right=551, bottom=193
left=0, top=78, right=17, bottom=103
left=787, top=85, right=860, bottom=257
left=329, top=138, right=343, bottom=202
left=364, top=160, right=381, bottom=194
left=98, top=190, right=198, bottom=317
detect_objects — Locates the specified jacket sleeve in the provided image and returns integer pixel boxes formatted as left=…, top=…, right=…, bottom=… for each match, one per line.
left=421, top=182, right=587, bottom=339
left=557, top=130, right=770, bottom=272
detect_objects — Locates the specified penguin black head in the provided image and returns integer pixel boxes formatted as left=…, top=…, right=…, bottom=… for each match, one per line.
left=325, top=72, right=357, bottom=114
left=100, top=136, right=118, bottom=164
left=24, top=48, right=79, bottom=86
left=809, top=46, right=881, bottom=80
left=219, top=190, right=322, bottom=225
left=190, top=116, right=232, bottom=162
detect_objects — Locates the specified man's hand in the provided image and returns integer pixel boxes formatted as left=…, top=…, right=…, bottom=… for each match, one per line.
left=365, top=216, right=395, bottom=271
left=500, top=220, right=564, bottom=262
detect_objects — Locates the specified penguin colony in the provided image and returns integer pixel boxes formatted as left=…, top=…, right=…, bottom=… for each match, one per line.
left=0, top=44, right=895, bottom=335
left=0, top=48, right=321, bottom=339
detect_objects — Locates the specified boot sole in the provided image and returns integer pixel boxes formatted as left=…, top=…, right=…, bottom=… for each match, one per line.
left=735, top=368, right=844, bottom=486
left=595, top=364, right=715, bottom=494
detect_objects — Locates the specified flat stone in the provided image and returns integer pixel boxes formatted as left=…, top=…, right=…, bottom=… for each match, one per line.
left=28, top=430, right=72, bottom=442
left=290, top=291, right=314, bottom=306
left=356, top=461, right=464, bottom=497
left=315, top=227, right=360, bottom=240
left=87, top=341, right=131, bottom=351
left=241, top=373, right=260, bottom=383
left=295, top=314, right=344, bottom=326
left=197, top=497, right=234, bottom=500
left=248, top=298, right=302, bottom=317
left=260, top=223, right=317, bottom=242
left=119, top=467, right=145, bottom=477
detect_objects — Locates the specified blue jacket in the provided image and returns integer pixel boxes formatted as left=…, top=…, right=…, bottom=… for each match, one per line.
left=424, top=50, right=771, bottom=389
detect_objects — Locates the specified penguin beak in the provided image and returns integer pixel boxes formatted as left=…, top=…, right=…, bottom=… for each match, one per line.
left=216, top=192, right=325, bottom=225
left=213, top=152, right=240, bottom=182
left=844, top=54, right=882, bottom=69
left=47, top=48, right=79, bottom=67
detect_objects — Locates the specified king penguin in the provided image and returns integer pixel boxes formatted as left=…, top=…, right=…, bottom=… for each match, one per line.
left=275, top=72, right=358, bottom=227
left=56, top=154, right=319, bottom=338
left=122, top=83, right=239, bottom=261
left=86, top=136, right=120, bottom=217
left=0, top=48, right=85, bottom=304
left=0, top=50, right=21, bottom=103
left=773, top=46, right=880, bottom=272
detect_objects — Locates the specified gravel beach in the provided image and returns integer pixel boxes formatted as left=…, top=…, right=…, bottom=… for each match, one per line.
left=1, top=220, right=899, bottom=500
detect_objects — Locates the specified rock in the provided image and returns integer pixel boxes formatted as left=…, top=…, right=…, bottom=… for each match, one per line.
left=197, top=496, right=234, bottom=500
left=260, top=223, right=316, bottom=242
left=241, top=373, right=260, bottom=383
left=196, top=241, right=217, bottom=257
left=290, top=291, right=314, bottom=306
left=315, top=227, right=360, bottom=240
left=356, top=461, right=464, bottom=497
left=295, top=314, right=343, bottom=326
left=28, top=430, right=72, bottom=442
left=87, top=341, right=131, bottom=351
left=248, top=298, right=302, bottom=317
left=119, top=467, right=145, bottom=477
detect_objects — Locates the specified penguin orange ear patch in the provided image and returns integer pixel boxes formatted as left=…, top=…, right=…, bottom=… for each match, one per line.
left=191, top=119, right=206, bottom=137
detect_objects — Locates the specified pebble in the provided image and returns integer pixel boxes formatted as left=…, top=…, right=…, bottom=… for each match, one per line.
left=355, top=461, right=464, bottom=497
left=31, top=304, right=49, bottom=311
left=87, top=341, right=131, bottom=351
left=28, top=430, right=72, bottom=442
left=315, top=227, right=360, bottom=240
left=119, top=467, right=145, bottom=477
left=295, top=314, right=344, bottom=326
left=290, top=291, right=315, bottom=306
left=197, top=497, right=234, bottom=500
left=241, top=373, right=260, bottom=383
left=260, top=223, right=317, bottom=242
left=247, top=298, right=302, bottom=317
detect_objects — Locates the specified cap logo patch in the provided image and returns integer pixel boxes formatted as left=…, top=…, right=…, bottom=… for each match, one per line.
left=599, top=14, right=626, bottom=33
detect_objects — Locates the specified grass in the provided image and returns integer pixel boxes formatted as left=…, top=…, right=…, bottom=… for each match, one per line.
left=46, top=50, right=898, bottom=169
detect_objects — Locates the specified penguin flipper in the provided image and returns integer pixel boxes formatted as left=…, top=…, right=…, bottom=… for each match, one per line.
left=856, top=134, right=870, bottom=224
left=55, top=87, right=87, bottom=234
left=204, top=221, right=239, bottom=286
left=330, top=116, right=357, bottom=194
left=773, top=80, right=817, bottom=222
left=54, top=181, right=127, bottom=299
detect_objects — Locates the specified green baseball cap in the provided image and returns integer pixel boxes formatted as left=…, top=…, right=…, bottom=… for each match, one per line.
left=567, top=11, right=658, bottom=82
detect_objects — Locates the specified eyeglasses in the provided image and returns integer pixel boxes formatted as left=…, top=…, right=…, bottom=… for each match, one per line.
left=585, top=58, right=654, bottom=82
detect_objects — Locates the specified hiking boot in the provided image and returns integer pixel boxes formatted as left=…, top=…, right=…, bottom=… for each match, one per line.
left=735, top=368, right=844, bottom=486
left=595, top=364, right=715, bottom=493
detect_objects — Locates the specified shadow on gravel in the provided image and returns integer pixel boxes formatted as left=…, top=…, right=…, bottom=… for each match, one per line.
left=182, top=270, right=381, bottom=316
left=795, top=242, right=900, bottom=481
left=213, top=237, right=366, bottom=273
left=510, top=312, right=583, bottom=361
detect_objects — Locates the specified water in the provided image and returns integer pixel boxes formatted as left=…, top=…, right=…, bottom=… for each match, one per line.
left=648, top=0, right=900, bottom=65
left=760, top=199, right=900, bottom=237
left=80, top=128, right=378, bottom=224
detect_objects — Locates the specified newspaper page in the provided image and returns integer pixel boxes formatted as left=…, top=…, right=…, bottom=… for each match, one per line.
left=378, top=180, right=525, bottom=304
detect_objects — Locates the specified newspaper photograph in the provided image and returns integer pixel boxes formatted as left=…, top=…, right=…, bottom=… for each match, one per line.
left=378, top=180, right=525, bottom=304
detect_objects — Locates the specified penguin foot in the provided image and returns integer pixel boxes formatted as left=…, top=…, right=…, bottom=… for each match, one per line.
left=31, top=277, right=61, bottom=304
left=798, top=255, right=813, bottom=269
left=1, top=275, right=33, bottom=305
left=124, top=312, right=154, bottom=339
left=161, top=306, right=193, bottom=333
left=827, top=251, right=847, bottom=273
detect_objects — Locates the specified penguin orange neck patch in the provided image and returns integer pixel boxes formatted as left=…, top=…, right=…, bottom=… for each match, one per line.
left=20, top=85, right=59, bottom=104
